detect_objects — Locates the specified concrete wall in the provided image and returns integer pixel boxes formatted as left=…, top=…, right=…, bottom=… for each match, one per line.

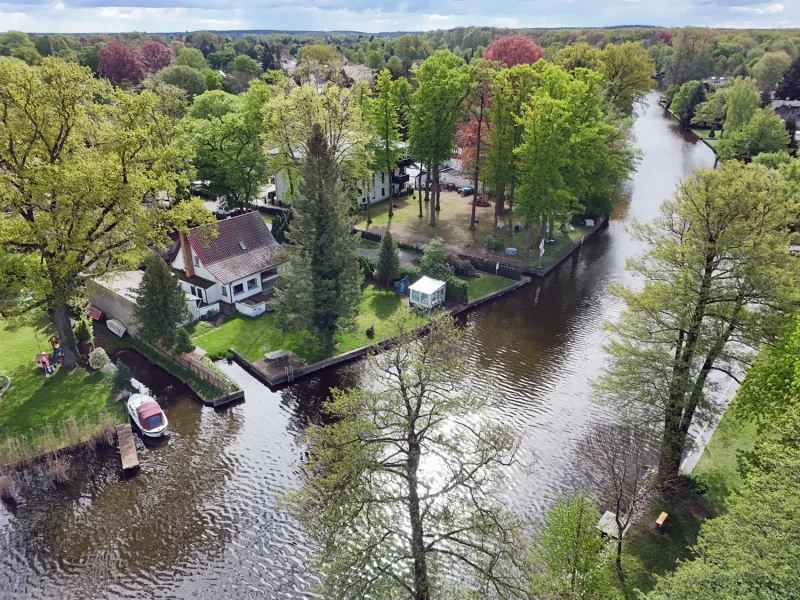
left=235, top=300, right=266, bottom=317
left=88, top=283, right=139, bottom=335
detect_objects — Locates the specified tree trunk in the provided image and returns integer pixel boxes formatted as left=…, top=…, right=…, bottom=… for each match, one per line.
left=53, top=303, right=79, bottom=368
left=387, top=152, right=394, bottom=219
left=494, top=189, right=505, bottom=229
left=424, top=162, right=430, bottom=203
left=547, top=215, right=554, bottom=240
left=407, top=440, right=430, bottom=600
left=430, top=164, right=439, bottom=227
left=507, top=181, right=516, bottom=230
left=524, top=222, right=532, bottom=258
left=470, top=114, right=482, bottom=232
left=366, top=194, right=372, bottom=225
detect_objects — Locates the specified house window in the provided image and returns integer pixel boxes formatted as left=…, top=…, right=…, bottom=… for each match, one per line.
left=233, top=283, right=244, bottom=295
left=221, top=286, right=228, bottom=297
left=247, top=278, right=258, bottom=290
left=381, top=172, right=385, bottom=184
left=382, top=188, right=385, bottom=197
left=193, top=255, right=199, bottom=267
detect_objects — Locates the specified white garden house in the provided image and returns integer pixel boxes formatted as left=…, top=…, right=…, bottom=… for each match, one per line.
left=409, top=276, right=446, bottom=309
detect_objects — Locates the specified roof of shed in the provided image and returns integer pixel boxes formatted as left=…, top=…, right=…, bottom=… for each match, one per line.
left=409, top=276, right=446, bottom=295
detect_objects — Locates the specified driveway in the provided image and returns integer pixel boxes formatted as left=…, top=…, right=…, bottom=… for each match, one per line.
left=358, top=247, right=417, bottom=267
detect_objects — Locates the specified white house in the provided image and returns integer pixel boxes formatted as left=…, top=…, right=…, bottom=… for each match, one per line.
left=171, top=211, right=286, bottom=317
left=409, top=276, right=447, bottom=309
left=89, top=270, right=207, bottom=334
left=269, top=152, right=414, bottom=207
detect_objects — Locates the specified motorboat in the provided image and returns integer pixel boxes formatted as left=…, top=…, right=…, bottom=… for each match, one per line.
left=127, top=393, right=169, bottom=438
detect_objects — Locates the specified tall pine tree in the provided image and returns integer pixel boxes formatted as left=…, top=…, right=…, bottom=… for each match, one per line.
left=375, top=231, right=401, bottom=285
left=133, top=253, right=191, bottom=351
left=274, top=124, right=362, bottom=350
left=776, top=56, right=800, bottom=100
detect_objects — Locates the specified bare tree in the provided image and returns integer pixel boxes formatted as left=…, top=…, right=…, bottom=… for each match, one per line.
left=578, top=422, right=658, bottom=579
left=286, top=309, right=531, bottom=599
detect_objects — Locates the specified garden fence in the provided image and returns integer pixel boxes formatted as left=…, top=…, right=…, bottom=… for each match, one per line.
left=148, top=343, right=232, bottom=393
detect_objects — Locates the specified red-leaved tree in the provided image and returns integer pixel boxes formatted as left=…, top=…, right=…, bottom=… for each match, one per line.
left=483, top=35, right=544, bottom=67
left=140, top=40, right=174, bottom=73
left=98, top=40, right=146, bottom=86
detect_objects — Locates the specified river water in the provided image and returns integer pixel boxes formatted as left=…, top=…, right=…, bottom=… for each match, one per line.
left=0, top=94, right=715, bottom=599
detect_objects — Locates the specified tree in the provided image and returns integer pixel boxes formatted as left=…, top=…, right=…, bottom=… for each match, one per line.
left=648, top=406, right=800, bottom=598
left=483, top=35, right=544, bottom=67
left=155, top=64, right=207, bottom=98
left=530, top=492, right=615, bottom=599
left=691, top=88, right=726, bottom=129
left=718, top=108, right=789, bottom=161
left=598, top=162, right=800, bottom=482
left=286, top=309, right=528, bottom=600
left=140, top=40, right=173, bottom=73
left=133, top=253, right=191, bottom=351
left=0, top=57, right=206, bottom=367
left=600, top=41, right=655, bottom=115
left=419, top=237, right=452, bottom=279
left=79, top=43, right=103, bottom=73
left=670, top=80, right=706, bottom=128
left=394, top=34, right=431, bottom=72
left=274, top=124, right=362, bottom=350
left=386, top=54, right=404, bottom=78
left=264, top=83, right=373, bottom=204
left=366, top=69, right=408, bottom=222
left=174, top=47, right=208, bottom=70
left=459, top=59, right=493, bottom=231
left=185, top=85, right=271, bottom=210
left=232, top=54, right=260, bottom=76
left=409, top=50, right=472, bottom=226
left=0, top=31, right=35, bottom=57
left=553, top=41, right=602, bottom=71
left=724, top=76, right=760, bottom=133
left=668, top=27, right=714, bottom=85
left=579, top=423, right=657, bottom=578
left=173, top=328, right=195, bottom=354
left=375, top=231, right=401, bottom=285
left=366, top=50, right=383, bottom=69
left=297, top=43, right=342, bottom=82
left=775, top=56, right=800, bottom=99
left=10, top=46, right=42, bottom=66
left=98, top=40, right=146, bottom=86
left=750, top=51, right=791, bottom=91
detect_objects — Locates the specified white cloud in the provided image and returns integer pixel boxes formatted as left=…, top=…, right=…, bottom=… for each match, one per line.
left=731, top=2, right=784, bottom=14
left=428, top=13, right=451, bottom=20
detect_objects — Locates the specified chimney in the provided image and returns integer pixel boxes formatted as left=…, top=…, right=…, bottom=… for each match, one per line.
left=180, top=231, right=195, bottom=277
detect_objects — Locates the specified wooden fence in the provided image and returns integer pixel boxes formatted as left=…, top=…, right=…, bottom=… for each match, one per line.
left=148, top=342, right=232, bottom=393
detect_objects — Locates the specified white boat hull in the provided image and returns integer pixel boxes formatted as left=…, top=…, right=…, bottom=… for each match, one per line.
left=126, top=394, right=169, bottom=438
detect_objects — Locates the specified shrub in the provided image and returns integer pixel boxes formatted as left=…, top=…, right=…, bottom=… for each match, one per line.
left=445, top=277, right=469, bottom=304
left=74, top=315, right=94, bottom=349
left=173, top=327, right=195, bottom=354
left=112, top=363, right=132, bottom=393
left=485, top=235, right=505, bottom=253
left=447, top=255, right=475, bottom=277
left=88, top=347, right=109, bottom=370
left=359, top=255, right=377, bottom=277
left=399, top=265, right=422, bottom=283
left=708, top=128, right=715, bottom=138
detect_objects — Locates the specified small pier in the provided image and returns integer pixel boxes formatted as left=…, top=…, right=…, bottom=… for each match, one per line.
left=116, top=423, right=139, bottom=471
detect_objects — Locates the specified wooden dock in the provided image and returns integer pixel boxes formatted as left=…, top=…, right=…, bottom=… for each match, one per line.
left=116, top=423, right=139, bottom=471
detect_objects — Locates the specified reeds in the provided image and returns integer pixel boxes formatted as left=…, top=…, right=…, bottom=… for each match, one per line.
left=0, top=473, right=14, bottom=500
left=0, top=410, right=120, bottom=470
left=44, top=454, right=70, bottom=483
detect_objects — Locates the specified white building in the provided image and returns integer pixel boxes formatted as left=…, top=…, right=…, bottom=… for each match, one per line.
left=409, top=276, right=447, bottom=309
left=171, top=211, right=286, bottom=317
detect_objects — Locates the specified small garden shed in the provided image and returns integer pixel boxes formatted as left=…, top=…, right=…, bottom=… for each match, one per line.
left=409, top=276, right=446, bottom=309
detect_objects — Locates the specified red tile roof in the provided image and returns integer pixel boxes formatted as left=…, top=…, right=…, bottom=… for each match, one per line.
left=186, top=212, right=284, bottom=285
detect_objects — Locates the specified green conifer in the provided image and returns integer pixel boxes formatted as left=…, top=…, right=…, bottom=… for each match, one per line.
left=375, top=232, right=401, bottom=285
left=133, top=253, right=191, bottom=350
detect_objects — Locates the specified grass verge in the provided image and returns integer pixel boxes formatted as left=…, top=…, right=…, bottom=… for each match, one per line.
left=0, top=319, right=120, bottom=445
left=458, top=273, right=517, bottom=302
left=193, top=283, right=427, bottom=363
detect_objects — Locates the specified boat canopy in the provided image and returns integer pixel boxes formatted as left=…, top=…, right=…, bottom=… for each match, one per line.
left=137, top=401, right=164, bottom=429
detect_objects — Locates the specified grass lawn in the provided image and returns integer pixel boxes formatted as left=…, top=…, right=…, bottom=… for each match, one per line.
left=0, top=319, right=119, bottom=444
left=355, top=191, right=592, bottom=267
left=621, top=480, right=714, bottom=595
left=358, top=238, right=380, bottom=250
left=690, top=128, right=712, bottom=138
left=693, top=403, right=758, bottom=514
left=459, top=273, right=516, bottom=302
left=260, top=212, right=273, bottom=224
left=192, top=283, right=426, bottom=364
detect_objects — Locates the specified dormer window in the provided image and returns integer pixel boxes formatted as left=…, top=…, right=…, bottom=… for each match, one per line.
left=239, top=241, right=247, bottom=250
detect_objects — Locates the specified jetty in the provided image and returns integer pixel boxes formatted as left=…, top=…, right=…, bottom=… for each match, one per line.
left=116, top=423, right=139, bottom=471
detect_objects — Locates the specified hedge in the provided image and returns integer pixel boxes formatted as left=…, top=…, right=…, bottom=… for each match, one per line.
left=462, top=256, right=522, bottom=281
left=445, top=276, right=469, bottom=304
left=353, top=229, right=424, bottom=254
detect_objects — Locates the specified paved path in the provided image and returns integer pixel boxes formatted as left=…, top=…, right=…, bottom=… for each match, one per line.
left=358, top=247, right=417, bottom=267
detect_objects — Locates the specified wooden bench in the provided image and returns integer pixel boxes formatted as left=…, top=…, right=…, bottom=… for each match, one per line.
left=656, top=512, right=668, bottom=529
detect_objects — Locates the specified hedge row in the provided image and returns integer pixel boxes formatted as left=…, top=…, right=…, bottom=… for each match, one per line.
left=444, top=277, right=468, bottom=304
left=462, top=256, right=522, bottom=281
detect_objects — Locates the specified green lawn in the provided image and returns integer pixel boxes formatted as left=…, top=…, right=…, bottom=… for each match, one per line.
left=693, top=403, right=758, bottom=514
left=690, top=128, right=712, bottom=138
left=358, top=238, right=381, bottom=250
left=260, top=212, right=273, bottom=224
left=0, top=319, right=119, bottom=444
left=192, top=283, right=427, bottom=364
left=459, top=273, right=516, bottom=302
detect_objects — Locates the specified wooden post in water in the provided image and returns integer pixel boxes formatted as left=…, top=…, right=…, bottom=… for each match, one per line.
left=116, top=423, right=139, bottom=471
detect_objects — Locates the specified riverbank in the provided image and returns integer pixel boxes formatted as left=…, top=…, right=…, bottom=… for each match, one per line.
left=660, top=99, right=719, bottom=154
left=229, top=275, right=530, bottom=388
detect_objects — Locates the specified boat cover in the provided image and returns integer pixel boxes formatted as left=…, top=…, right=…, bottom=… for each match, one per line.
left=137, top=401, right=164, bottom=429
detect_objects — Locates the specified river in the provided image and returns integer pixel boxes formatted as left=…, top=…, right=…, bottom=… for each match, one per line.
left=0, top=93, right=715, bottom=599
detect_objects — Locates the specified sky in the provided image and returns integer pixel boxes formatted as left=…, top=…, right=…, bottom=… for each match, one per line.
left=0, top=0, right=798, bottom=34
